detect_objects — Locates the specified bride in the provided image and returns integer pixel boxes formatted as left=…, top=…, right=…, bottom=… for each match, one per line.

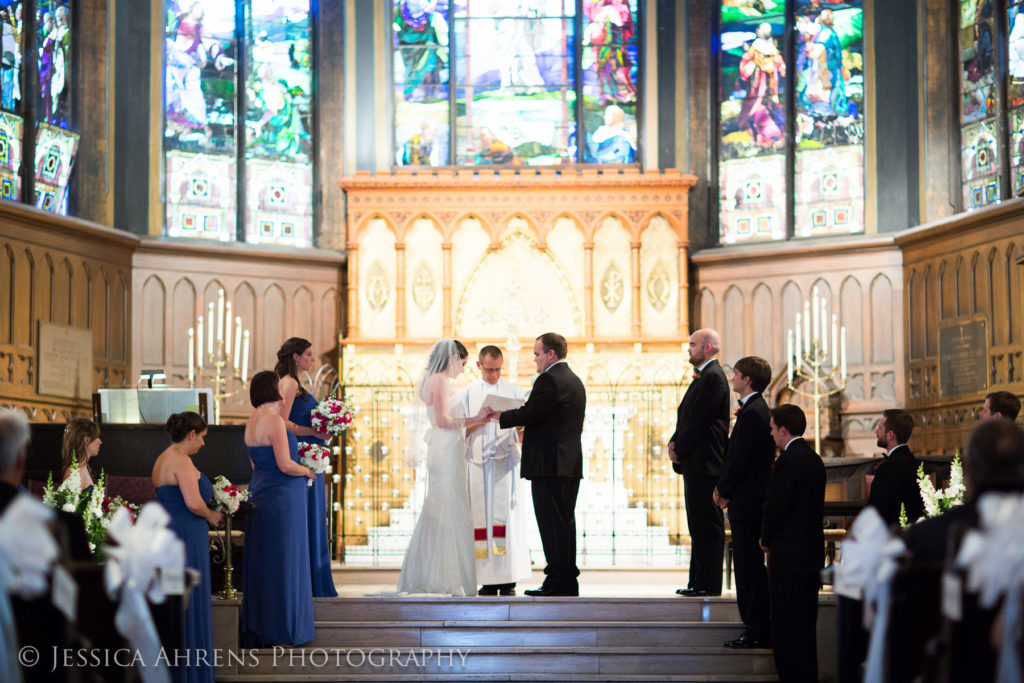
left=397, top=339, right=486, bottom=596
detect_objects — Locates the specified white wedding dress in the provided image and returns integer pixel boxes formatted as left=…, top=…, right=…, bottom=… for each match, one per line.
left=396, top=405, right=477, bottom=596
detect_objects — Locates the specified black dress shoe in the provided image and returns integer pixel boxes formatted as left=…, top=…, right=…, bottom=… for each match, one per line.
left=525, top=587, right=578, bottom=597
left=499, top=587, right=516, bottom=596
left=477, top=585, right=499, bottom=596
left=675, top=588, right=708, bottom=597
left=724, top=633, right=770, bottom=649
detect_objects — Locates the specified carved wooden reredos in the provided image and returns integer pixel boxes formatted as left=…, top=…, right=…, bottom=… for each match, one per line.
left=339, top=169, right=698, bottom=363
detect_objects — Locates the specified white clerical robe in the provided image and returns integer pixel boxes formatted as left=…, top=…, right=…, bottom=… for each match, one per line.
left=459, top=379, right=533, bottom=585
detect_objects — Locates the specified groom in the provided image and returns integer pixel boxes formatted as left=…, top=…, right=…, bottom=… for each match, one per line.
left=485, top=332, right=586, bottom=597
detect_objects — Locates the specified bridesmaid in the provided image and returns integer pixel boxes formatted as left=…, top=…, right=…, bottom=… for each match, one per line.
left=275, top=337, right=338, bottom=598
left=152, top=412, right=221, bottom=683
left=60, top=417, right=101, bottom=494
left=240, top=371, right=316, bottom=648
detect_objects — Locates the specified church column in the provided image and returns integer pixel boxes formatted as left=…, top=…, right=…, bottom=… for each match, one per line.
left=395, top=243, right=406, bottom=339
left=584, top=241, right=595, bottom=337
left=631, top=241, right=641, bottom=337
left=442, top=242, right=452, bottom=336
left=346, top=244, right=359, bottom=337
left=678, top=241, right=689, bottom=336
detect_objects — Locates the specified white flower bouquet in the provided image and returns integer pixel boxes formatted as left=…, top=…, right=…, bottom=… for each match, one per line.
left=310, top=396, right=358, bottom=436
left=298, top=443, right=332, bottom=488
left=212, top=475, right=251, bottom=515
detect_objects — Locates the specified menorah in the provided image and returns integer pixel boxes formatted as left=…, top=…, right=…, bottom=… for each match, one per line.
left=786, top=286, right=848, bottom=455
left=186, top=289, right=251, bottom=424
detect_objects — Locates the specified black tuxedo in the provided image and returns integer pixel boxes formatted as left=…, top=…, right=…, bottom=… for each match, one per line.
left=500, top=361, right=586, bottom=593
left=762, top=438, right=825, bottom=683
left=717, top=393, right=773, bottom=639
left=868, top=444, right=924, bottom=526
left=669, top=359, right=729, bottom=594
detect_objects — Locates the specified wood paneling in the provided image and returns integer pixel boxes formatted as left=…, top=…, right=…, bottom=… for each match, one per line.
left=693, top=236, right=904, bottom=456
left=0, top=202, right=135, bottom=421
left=131, top=241, right=344, bottom=421
left=897, top=199, right=1024, bottom=453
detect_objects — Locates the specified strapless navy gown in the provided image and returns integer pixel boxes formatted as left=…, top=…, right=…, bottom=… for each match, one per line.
left=290, top=390, right=338, bottom=597
left=156, top=474, right=214, bottom=683
left=240, top=432, right=315, bottom=647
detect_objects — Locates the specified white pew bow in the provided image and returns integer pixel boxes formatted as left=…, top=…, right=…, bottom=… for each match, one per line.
left=0, top=495, right=59, bottom=683
left=833, top=507, right=906, bottom=683
left=104, top=502, right=184, bottom=683
left=956, top=492, right=1024, bottom=683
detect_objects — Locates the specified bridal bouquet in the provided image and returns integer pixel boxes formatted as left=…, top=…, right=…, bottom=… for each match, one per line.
left=42, top=459, right=116, bottom=558
left=212, top=475, right=251, bottom=515
left=310, top=396, right=358, bottom=436
left=298, top=443, right=332, bottom=488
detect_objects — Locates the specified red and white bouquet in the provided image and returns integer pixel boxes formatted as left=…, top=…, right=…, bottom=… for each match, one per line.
left=298, top=443, right=332, bottom=488
left=310, top=396, right=358, bottom=436
left=212, top=475, right=251, bottom=515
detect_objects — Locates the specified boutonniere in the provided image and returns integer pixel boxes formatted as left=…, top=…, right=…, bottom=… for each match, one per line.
left=692, top=372, right=701, bottom=380
left=734, top=408, right=742, bottom=417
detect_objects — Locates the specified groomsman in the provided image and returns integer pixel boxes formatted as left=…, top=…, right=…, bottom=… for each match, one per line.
left=762, top=404, right=825, bottom=683
left=490, top=333, right=586, bottom=597
left=869, top=409, right=923, bottom=526
left=715, top=356, right=773, bottom=648
left=669, top=328, right=730, bottom=597
left=979, top=390, right=1021, bottom=420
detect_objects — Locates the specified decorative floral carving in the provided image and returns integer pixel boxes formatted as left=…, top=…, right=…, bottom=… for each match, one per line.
left=646, top=262, right=671, bottom=312
left=411, top=262, right=436, bottom=313
left=600, top=264, right=625, bottom=313
left=366, top=261, right=389, bottom=313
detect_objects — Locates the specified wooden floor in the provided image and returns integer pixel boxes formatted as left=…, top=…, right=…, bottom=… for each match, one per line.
left=212, top=569, right=839, bottom=682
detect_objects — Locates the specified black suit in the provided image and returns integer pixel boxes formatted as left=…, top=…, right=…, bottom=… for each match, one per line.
left=762, top=438, right=825, bottom=683
left=868, top=444, right=924, bottom=526
left=670, top=359, right=729, bottom=594
left=500, top=361, right=586, bottom=593
left=717, top=392, right=773, bottom=640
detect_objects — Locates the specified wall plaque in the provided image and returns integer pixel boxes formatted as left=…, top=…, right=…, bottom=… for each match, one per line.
left=37, top=322, right=93, bottom=400
left=938, top=319, right=988, bottom=397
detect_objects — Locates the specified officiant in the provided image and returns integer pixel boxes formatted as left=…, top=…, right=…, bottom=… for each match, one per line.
left=459, top=345, right=532, bottom=596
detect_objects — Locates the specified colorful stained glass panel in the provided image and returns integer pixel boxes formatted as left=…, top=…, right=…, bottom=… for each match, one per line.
left=581, top=0, right=637, bottom=163
left=245, top=158, right=312, bottom=246
left=795, top=146, right=864, bottom=237
left=37, top=1, right=71, bottom=128
left=1011, top=107, right=1024, bottom=194
left=1010, top=4, right=1024, bottom=109
left=394, top=0, right=450, bottom=165
left=719, top=12, right=787, bottom=160
left=794, top=2, right=863, bottom=148
left=455, top=87, right=575, bottom=165
left=0, top=1, right=23, bottom=114
left=0, top=111, right=21, bottom=202
left=165, top=150, right=236, bottom=241
left=33, top=123, right=77, bottom=215
left=719, top=155, right=786, bottom=244
left=164, top=0, right=237, bottom=155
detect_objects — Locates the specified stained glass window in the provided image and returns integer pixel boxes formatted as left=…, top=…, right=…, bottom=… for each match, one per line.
left=163, top=0, right=314, bottom=246
left=1008, top=1, right=1024, bottom=193
left=960, top=0, right=1002, bottom=209
left=393, top=0, right=640, bottom=167
left=717, top=0, right=865, bottom=243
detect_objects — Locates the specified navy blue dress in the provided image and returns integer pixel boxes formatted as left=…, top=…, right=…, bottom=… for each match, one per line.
left=156, top=474, right=214, bottom=683
left=240, top=432, right=315, bottom=647
left=289, top=390, right=338, bottom=597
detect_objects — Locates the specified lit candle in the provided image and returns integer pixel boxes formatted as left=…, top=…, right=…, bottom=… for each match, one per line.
left=831, top=315, right=839, bottom=368
left=233, top=317, right=242, bottom=370
left=795, top=314, right=803, bottom=365
left=820, top=298, right=828, bottom=355
left=196, top=316, right=204, bottom=369
left=207, top=302, right=215, bottom=355
left=187, top=328, right=195, bottom=383
left=812, top=287, right=820, bottom=344
left=840, top=326, right=847, bottom=380
left=224, top=301, right=233, bottom=360
left=803, top=300, right=811, bottom=349
left=241, top=330, right=250, bottom=380
left=786, top=330, right=794, bottom=382
left=217, top=289, right=225, bottom=342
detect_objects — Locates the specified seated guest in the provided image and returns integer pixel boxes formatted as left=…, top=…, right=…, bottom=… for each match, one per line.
left=60, top=417, right=102, bottom=493
left=763, top=404, right=825, bottom=683
left=869, top=409, right=923, bottom=526
left=0, top=409, right=91, bottom=681
left=904, top=420, right=1024, bottom=683
left=240, top=371, right=316, bottom=648
left=979, top=390, right=1021, bottom=421
left=152, top=411, right=222, bottom=683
